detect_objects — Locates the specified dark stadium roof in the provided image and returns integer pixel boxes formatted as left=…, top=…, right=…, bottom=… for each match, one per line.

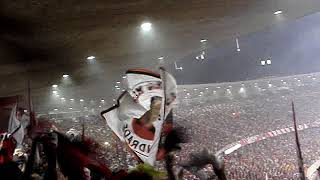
left=1, top=0, right=320, bottom=112
left=170, top=12, right=320, bottom=84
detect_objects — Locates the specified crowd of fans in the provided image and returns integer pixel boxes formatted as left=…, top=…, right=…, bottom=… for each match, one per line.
left=5, top=73, right=320, bottom=179
left=44, top=73, right=320, bottom=179
left=52, top=115, right=138, bottom=171
left=172, top=74, right=320, bottom=179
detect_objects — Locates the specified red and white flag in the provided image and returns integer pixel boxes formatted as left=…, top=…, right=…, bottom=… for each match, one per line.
left=101, top=68, right=177, bottom=165
left=0, top=96, right=24, bottom=148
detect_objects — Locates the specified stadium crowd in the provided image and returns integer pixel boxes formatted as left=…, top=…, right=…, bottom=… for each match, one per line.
left=3, top=73, right=320, bottom=179
left=42, top=73, right=320, bottom=179
left=172, top=74, right=320, bottom=179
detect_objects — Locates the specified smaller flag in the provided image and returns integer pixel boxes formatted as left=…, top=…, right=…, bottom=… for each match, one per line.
left=0, top=96, right=24, bottom=163
left=0, top=96, right=24, bottom=146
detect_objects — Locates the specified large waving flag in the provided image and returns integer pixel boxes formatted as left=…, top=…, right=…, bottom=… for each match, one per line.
left=101, top=68, right=177, bottom=165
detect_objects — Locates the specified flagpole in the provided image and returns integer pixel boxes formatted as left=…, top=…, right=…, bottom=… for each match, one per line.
left=81, top=119, right=85, bottom=141
left=27, top=81, right=32, bottom=135
left=28, top=80, right=40, bottom=166
left=292, top=102, right=306, bottom=180
left=28, top=80, right=37, bottom=127
left=159, top=67, right=167, bottom=119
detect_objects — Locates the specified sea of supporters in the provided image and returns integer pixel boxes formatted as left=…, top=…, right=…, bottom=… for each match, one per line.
left=17, top=73, right=320, bottom=179
left=173, top=73, right=320, bottom=179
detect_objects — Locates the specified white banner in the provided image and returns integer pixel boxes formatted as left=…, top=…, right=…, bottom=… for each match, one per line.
left=0, top=97, right=24, bottom=147
left=8, top=104, right=24, bottom=147
left=101, top=68, right=177, bottom=165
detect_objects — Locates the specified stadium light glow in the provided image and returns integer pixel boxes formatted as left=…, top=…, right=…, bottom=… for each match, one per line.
left=239, top=87, right=245, bottom=93
left=274, top=10, right=283, bottom=15
left=236, top=38, right=240, bottom=52
left=62, top=74, right=69, bottom=78
left=141, top=22, right=152, bottom=31
left=266, top=59, right=272, bottom=65
left=52, top=84, right=58, bottom=88
left=87, top=56, right=95, bottom=60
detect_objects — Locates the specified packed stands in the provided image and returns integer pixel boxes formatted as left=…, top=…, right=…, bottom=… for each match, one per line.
left=42, top=72, right=320, bottom=179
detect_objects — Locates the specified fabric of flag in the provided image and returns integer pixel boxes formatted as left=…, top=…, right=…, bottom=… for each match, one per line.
left=101, top=68, right=177, bottom=165
left=0, top=96, right=24, bottom=146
